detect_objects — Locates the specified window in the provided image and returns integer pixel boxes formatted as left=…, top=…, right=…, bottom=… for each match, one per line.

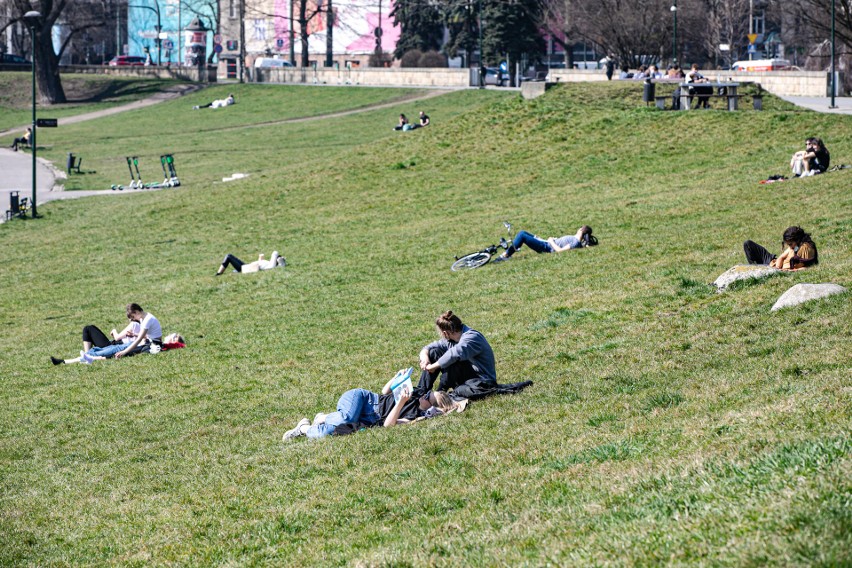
left=229, top=0, right=236, bottom=19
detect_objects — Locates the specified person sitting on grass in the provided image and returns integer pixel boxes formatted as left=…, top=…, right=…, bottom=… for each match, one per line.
left=743, top=226, right=818, bottom=271
left=216, top=250, right=285, bottom=276
left=416, top=311, right=532, bottom=400
left=10, top=127, right=31, bottom=151
left=51, top=303, right=164, bottom=365
left=790, top=138, right=830, bottom=177
left=194, top=93, right=235, bottom=110
left=282, top=379, right=466, bottom=440
left=418, top=111, right=430, bottom=127
left=493, top=225, right=596, bottom=262
left=394, top=114, right=409, bottom=131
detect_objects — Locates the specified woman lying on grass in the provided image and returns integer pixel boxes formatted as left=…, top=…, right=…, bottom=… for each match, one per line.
left=493, top=225, right=597, bottom=262
left=51, top=303, right=171, bottom=365
left=743, top=226, right=818, bottom=271
left=282, top=380, right=466, bottom=441
left=215, top=250, right=285, bottom=276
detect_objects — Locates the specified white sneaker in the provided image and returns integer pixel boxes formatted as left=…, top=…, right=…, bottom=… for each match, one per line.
left=283, top=418, right=310, bottom=441
left=79, top=351, right=92, bottom=364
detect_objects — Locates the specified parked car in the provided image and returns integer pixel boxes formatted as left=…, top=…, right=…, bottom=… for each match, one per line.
left=254, top=57, right=294, bottom=69
left=107, top=55, right=147, bottom=66
left=484, top=67, right=507, bottom=87
left=0, top=53, right=29, bottom=65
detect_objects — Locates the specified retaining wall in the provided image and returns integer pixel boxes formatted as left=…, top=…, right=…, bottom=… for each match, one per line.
left=251, top=66, right=470, bottom=88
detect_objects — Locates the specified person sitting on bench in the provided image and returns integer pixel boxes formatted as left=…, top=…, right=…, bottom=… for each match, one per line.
left=194, top=93, right=235, bottom=110
left=493, top=225, right=597, bottom=261
left=216, top=250, right=285, bottom=275
left=10, top=128, right=31, bottom=151
left=686, top=64, right=712, bottom=109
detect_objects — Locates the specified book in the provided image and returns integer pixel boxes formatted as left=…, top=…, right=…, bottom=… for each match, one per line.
left=389, top=367, right=414, bottom=403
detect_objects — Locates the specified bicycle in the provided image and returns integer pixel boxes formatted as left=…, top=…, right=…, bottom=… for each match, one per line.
left=451, top=222, right=514, bottom=271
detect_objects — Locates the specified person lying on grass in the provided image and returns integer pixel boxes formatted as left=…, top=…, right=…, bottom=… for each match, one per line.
left=493, top=225, right=597, bottom=262
left=282, top=381, right=466, bottom=440
left=54, top=333, right=185, bottom=365
left=193, top=93, right=235, bottom=110
left=417, top=311, right=533, bottom=400
left=215, top=250, right=285, bottom=276
left=743, top=226, right=818, bottom=271
left=51, top=303, right=163, bottom=365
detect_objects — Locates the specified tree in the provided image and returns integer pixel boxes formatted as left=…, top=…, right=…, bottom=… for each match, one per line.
left=8, top=0, right=68, bottom=103
left=391, top=0, right=445, bottom=59
left=481, top=0, right=545, bottom=77
left=444, top=0, right=480, bottom=65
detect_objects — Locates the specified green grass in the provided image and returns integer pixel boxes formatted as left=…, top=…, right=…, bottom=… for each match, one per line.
left=0, top=81, right=850, bottom=566
left=0, top=72, right=197, bottom=132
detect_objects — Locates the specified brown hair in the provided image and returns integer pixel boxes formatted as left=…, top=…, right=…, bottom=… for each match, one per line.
left=432, top=391, right=459, bottom=413
left=436, top=310, right=463, bottom=334
left=126, top=303, right=144, bottom=317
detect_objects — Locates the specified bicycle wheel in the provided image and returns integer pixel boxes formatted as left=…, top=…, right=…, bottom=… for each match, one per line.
left=451, top=252, right=491, bottom=271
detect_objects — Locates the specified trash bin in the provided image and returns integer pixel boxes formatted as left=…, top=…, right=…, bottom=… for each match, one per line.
left=9, top=191, right=20, bottom=215
left=753, top=95, right=763, bottom=111
left=66, top=153, right=75, bottom=174
left=642, top=78, right=655, bottom=104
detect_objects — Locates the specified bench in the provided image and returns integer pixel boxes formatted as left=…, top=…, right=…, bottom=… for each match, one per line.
left=66, top=152, right=83, bottom=174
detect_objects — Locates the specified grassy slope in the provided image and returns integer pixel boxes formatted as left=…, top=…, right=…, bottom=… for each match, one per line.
left=0, top=73, right=198, bottom=132
left=0, top=82, right=849, bottom=566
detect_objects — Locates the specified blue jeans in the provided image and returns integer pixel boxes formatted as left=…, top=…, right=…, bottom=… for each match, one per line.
left=506, top=230, right=551, bottom=257
left=87, top=343, right=126, bottom=358
left=307, top=388, right=382, bottom=439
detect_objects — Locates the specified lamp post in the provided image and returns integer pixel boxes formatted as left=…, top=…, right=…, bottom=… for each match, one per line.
left=23, top=10, right=40, bottom=219
left=478, top=0, right=484, bottom=88
left=830, top=0, right=836, bottom=108
left=670, top=2, right=677, bottom=66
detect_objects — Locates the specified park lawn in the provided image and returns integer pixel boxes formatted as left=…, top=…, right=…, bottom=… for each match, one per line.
left=0, top=81, right=849, bottom=566
left=9, top=83, right=458, bottom=191
left=0, top=73, right=198, bottom=132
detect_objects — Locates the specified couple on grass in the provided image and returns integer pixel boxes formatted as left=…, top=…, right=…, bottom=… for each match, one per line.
left=51, top=303, right=183, bottom=366
left=282, top=310, right=532, bottom=440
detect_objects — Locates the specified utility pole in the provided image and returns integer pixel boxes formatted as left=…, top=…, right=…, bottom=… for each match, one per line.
left=239, top=0, right=246, bottom=81
left=748, top=0, right=753, bottom=60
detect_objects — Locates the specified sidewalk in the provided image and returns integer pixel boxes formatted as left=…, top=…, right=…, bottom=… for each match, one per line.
left=778, top=95, right=852, bottom=114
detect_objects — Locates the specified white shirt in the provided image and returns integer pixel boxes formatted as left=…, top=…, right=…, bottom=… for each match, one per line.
left=211, top=96, right=235, bottom=109
left=140, top=313, right=162, bottom=342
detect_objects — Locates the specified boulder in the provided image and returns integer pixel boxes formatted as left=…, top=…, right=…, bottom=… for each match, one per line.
left=771, top=283, right=847, bottom=311
left=713, top=265, right=781, bottom=292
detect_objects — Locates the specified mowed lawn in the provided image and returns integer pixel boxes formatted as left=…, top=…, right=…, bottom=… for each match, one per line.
left=0, top=81, right=850, bottom=566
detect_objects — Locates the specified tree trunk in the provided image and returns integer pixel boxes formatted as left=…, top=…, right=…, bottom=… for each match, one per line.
left=299, top=0, right=309, bottom=68
left=325, top=0, right=333, bottom=68
left=34, top=23, right=66, bottom=104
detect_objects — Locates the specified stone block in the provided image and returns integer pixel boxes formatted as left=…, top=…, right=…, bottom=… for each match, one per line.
left=770, top=283, right=847, bottom=311
left=713, top=265, right=781, bottom=292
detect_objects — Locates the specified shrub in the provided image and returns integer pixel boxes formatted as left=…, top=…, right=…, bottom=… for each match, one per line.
left=418, top=51, right=448, bottom=68
left=399, top=49, right=424, bottom=68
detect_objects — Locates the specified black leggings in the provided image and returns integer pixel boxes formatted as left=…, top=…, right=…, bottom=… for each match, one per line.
left=82, top=325, right=114, bottom=348
left=220, top=254, right=245, bottom=272
left=743, top=240, right=776, bottom=265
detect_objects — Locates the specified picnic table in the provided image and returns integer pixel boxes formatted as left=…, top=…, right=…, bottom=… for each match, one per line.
left=679, top=82, right=741, bottom=111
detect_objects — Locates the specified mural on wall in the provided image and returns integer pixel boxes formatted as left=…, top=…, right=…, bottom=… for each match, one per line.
left=242, top=0, right=400, bottom=57
left=127, top=0, right=214, bottom=64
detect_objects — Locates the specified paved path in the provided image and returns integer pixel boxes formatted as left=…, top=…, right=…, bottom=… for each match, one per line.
left=777, top=95, right=852, bottom=114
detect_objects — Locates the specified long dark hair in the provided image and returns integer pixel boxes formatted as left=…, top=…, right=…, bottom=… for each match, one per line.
left=580, top=226, right=598, bottom=247
left=782, top=226, right=811, bottom=247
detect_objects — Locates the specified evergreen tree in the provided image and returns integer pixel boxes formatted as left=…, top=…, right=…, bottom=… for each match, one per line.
left=392, top=0, right=445, bottom=59
left=444, top=0, right=480, bottom=65
left=481, top=0, right=545, bottom=68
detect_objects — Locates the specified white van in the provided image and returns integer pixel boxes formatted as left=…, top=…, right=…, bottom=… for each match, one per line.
left=254, top=57, right=294, bottom=69
left=732, top=59, right=791, bottom=71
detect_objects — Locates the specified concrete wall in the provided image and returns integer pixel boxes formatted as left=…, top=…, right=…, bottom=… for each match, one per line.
left=55, top=65, right=218, bottom=82
left=251, top=66, right=471, bottom=88
left=547, top=68, right=832, bottom=97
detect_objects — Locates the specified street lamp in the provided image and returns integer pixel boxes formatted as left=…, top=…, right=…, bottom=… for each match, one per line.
left=478, top=0, right=484, bottom=88
left=830, top=0, right=836, bottom=108
left=23, top=10, right=40, bottom=219
left=670, top=2, right=677, bottom=66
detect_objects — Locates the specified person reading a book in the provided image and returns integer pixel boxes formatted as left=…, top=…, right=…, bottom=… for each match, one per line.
left=417, top=311, right=532, bottom=400
left=282, top=371, right=465, bottom=440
